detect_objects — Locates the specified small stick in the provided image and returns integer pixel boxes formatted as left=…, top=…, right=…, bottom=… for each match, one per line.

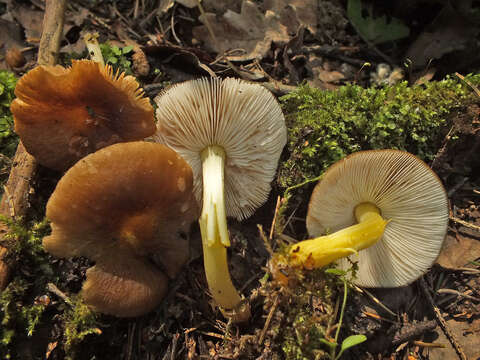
left=353, top=285, right=397, bottom=317
left=2, top=186, right=15, bottom=219
left=391, top=320, right=437, bottom=346
left=170, top=333, right=180, bottom=360
left=455, top=72, right=480, bottom=98
left=448, top=177, right=468, bottom=197
left=196, top=0, right=251, bottom=80
left=170, top=5, right=182, bottom=45
left=450, top=216, right=480, bottom=232
left=269, top=196, right=281, bottom=241
left=126, top=321, right=136, bottom=360
left=0, top=0, right=66, bottom=292
left=258, top=294, right=279, bottom=345
left=437, top=288, right=480, bottom=301
left=413, top=340, right=446, bottom=348
left=47, top=283, right=73, bottom=306
left=420, top=278, right=467, bottom=360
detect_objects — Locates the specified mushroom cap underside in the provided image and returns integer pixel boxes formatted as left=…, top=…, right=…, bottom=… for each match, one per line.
left=11, top=60, right=155, bottom=171
left=306, top=149, right=449, bottom=287
left=153, top=77, right=287, bottom=220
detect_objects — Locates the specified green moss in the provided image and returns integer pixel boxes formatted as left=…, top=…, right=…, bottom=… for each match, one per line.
left=0, top=217, right=102, bottom=359
left=63, top=296, right=101, bottom=359
left=0, top=218, right=53, bottom=359
left=0, top=71, right=18, bottom=190
left=262, top=258, right=338, bottom=360
left=278, top=74, right=480, bottom=188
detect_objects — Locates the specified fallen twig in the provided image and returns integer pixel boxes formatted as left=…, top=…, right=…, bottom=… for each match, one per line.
left=391, top=320, right=437, bottom=346
left=437, top=288, right=480, bottom=302
left=450, top=216, right=480, bottom=232
left=413, top=340, right=446, bottom=348
left=455, top=72, right=480, bottom=98
left=47, top=282, right=73, bottom=306
left=353, top=285, right=397, bottom=317
left=258, top=294, right=279, bottom=346
left=420, top=278, right=468, bottom=360
left=0, top=0, right=66, bottom=292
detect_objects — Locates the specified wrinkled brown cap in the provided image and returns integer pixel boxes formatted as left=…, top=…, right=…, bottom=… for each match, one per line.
left=11, top=60, right=155, bottom=171
left=43, top=141, right=198, bottom=316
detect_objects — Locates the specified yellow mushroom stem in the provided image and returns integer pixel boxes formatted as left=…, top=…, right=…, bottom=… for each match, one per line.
left=289, top=202, right=389, bottom=269
left=83, top=32, right=105, bottom=67
left=199, top=145, right=248, bottom=319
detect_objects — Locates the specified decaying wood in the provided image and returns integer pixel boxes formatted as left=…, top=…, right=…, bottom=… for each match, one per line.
left=0, top=0, right=66, bottom=291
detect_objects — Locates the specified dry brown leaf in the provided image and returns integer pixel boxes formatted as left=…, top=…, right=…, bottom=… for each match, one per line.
left=175, top=0, right=197, bottom=8
left=9, top=4, right=44, bottom=42
left=201, top=0, right=241, bottom=14
left=264, top=0, right=317, bottom=35
left=317, top=69, right=345, bottom=83
left=436, top=232, right=480, bottom=269
left=192, top=0, right=289, bottom=61
left=405, top=4, right=480, bottom=68
left=45, top=341, right=58, bottom=359
left=428, top=316, right=480, bottom=360
left=0, top=19, right=27, bottom=70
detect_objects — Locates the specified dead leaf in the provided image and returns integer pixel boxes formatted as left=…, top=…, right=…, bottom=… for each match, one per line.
left=0, top=19, right=28, bottom=70
left=427, top=315, right=480, bottom=360
left=412, top=67, right=436, bottom=85
left=45, top=341, right=58, bottom=359
left=317, top=68, right=345, bottom=83
left=405, top=4, right=480, bottom=68
left=201, top=0, right=241, bottom=14
left=175, top=0, right=197, bottom=8
left=192, top=0, right=289, bottom=61
left=305, top=54, right=339, bottom=90
left=264, top=0, right=318, bottom=35
left=143, top=44, right=214, bottom=79
left=9, top=4, right=44, bottom=42
left=436, top=231, right=480, bottom=269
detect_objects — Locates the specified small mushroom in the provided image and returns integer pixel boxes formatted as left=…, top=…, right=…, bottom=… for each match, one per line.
left=43, top=141, right=198, bottom=317
left=10, top=59, right=155, bottom=171
left=288, top=150, right=448, bottom=287
left=154, top=77, right=286, bottom=320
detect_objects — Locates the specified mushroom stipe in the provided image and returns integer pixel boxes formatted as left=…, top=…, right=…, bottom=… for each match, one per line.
left=154, top=77, right=287, bottom=321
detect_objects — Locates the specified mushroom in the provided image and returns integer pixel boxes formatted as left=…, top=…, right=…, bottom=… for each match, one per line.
left=10, top=59, right=155, bottom=172
left=288, top=150, right=448, bottom=287
left=43, top=141, right=198, bottom=317
left=153, top=77, right=286, bottom=320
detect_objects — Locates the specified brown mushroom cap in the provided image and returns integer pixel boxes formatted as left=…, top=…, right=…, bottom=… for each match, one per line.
left=43, top=141, right=198, bottom=316
left=11, top=60, right=155, bottom=171
left=306, top=150, right=448, bottom=287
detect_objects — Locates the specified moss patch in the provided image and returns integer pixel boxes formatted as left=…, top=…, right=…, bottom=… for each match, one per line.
left=0, top=71, right=18, bottom=190
left=278, top=74, right=480, bottom=189
left=0, top=218, right=53, bottom=359
left=0, top=217, right=101, bottom=359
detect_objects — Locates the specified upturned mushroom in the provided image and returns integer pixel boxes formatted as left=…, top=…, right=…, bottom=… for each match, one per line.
left=43, top=141, right=198, bottom=317
left=154, top=77, right=286, bottom=320
left=288, top=150, right=449, bottom=287
left=10, top=59, right=155, bottom=172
